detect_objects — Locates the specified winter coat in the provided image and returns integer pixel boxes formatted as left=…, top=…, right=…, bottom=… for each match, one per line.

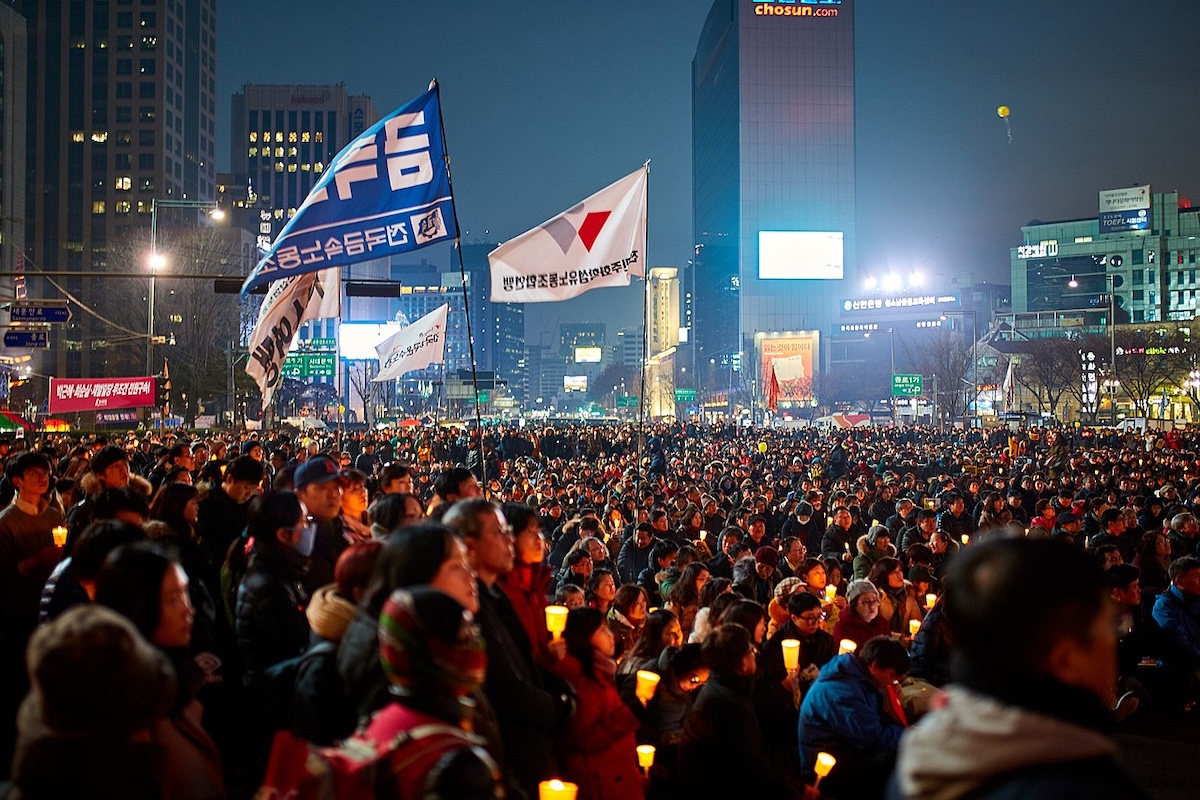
left=908, top=602, right=952, bottom=687
left=550, top=653, right=643, bottom=800
left=235, top=542, right=310, bottom=685
left=853, top=534, right=896, bottom=579
left=821, top=523, right=855, bottom=560
left=1151, top=584, right=1200, bottom=667
left=890, top=686, right=1148, bottom=800
left=292, top=584, right=358, bottom=745
left=617, top=537, right=653, bottom=584
left=337, top=607, right=390, bottom=720
left=196, top=485, right=250, bottom=569
left=607, top=607, right=641, bottom=663
left=879, top=581, right=924, bottom=635
left=498, top=561, right=555, bottom=663
left=798, top=654, right=905, bottom=782
left=831, top=606, right=892, bottom=650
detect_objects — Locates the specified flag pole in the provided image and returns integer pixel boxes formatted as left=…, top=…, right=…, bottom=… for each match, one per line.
left=637, top=161, right=651, bottom=491
left=430, top=80, right=487, bottom=491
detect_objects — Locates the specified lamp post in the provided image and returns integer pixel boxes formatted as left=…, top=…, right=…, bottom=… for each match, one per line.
left=940, top=310, right=978, bottom=428
left=147, top=198, right=225, bottom=374
left=1068, top=273, right=1118, bottom=424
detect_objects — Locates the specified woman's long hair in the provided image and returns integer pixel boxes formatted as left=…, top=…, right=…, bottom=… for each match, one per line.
left=563, top=606, right=606, bottom=680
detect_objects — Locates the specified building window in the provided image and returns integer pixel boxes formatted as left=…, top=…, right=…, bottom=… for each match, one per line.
left=92, top=201, right=106, bottom=215
left=116, top=82, right=132, bottom=98
left=116, top=176, right=132, bottom=190
left=116, top=201, right=131, bottom=214
left=139, top=106, right=155, bottom=122
left=288, top=131, right=297, bottom=143
left=138, top=153, right=154, bottom=169
left=249, top=131, right=257, bottom=143
left=139, top=82, right=155, bottom=99
left=301, top=131, right=310, bottom=143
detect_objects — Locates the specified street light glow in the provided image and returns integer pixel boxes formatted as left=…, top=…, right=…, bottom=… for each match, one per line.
left=148, top=251, right=167, bottom=270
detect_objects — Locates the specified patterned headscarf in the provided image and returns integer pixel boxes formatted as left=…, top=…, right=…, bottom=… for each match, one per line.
left=378, top=587, right=486, bottom=698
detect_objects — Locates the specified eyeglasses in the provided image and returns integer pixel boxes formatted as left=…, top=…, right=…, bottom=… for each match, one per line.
left=858, top=598, right=881, bottom=607
left=798, top=614, right=825, bottom=623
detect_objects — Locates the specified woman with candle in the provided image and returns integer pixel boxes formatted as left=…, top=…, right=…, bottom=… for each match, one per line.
left=831, top=579, right=892, bottom=651
left=587, top=569, right=618, bottom=616
left=798, top=558, right=846, bottom=634
left=664, top=562, right=709, bottom=637
left=867, top=557, right=923, bottom=639
left=497, top=502, right=556, bottom=663
left=616, top=609, right=683, bottom=681
left=551, top=607, right=643, bottom=800
left=607, top=584, right=649, bottom=662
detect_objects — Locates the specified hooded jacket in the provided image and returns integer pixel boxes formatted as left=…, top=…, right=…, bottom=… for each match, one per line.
left=892, top=686, right=1147, bottom=800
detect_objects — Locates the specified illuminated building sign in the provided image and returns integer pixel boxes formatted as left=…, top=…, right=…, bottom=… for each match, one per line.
left=1017, top=243, right=1059, bottom=259
left=753, top=0, right=842, bottom=17
left=842, top=294, right=959, bottom=313
left=838, top=323, right=878, bottom=333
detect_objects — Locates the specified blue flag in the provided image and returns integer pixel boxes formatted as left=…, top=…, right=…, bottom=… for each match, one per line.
left=241, top=87, right=456, bottom=295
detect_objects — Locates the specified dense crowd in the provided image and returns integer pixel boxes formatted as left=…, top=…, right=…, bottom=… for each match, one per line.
left=0, top=420, right=1197, bottom=798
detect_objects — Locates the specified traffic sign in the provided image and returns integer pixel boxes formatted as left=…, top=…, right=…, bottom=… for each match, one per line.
left=675, top=388, right=697, bottom=403
left=892, top=374, right=923, bottom=396
left=617, top=395, right=639, bottom=408
left=9, top=302, right=70, bottom=323
left=3, top=330, right=49, bottom=348
left=282, top=353, right=337, bottom=378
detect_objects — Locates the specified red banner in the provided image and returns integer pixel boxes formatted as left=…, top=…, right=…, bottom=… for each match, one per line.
left=49, top=377, right=156, bottom=414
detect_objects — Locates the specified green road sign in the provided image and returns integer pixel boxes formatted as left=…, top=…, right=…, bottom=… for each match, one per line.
left=892, top=374, right=924, bottom=396
left=282, top=353, right=337, bottom=378
left=675, top=388, right=697, bottom=403
left=617, top=395, right=639, bottom=408
left=476, top=391, right=490, bottom=403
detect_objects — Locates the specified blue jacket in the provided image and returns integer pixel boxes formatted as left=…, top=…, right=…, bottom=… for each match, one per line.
left=798, top=653, right=904, bottom=780
left=1151, top=584, right=1200, bottom=667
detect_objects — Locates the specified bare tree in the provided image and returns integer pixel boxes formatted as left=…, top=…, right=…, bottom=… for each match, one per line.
left=1112, top=327, right=1193, bottom=415
left=347, top=360, right=379, bottom=426
left=1012, top=337, right=1080, bottom=420
left=902, top=330, right=972, bottom=425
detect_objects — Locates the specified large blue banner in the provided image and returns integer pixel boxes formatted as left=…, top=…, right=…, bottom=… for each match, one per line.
left=241, top=87, right=456, bottom=294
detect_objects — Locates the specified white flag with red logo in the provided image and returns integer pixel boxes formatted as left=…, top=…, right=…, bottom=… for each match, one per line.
left=372, top=303, right=449, bottom=382
left=488, top=164, right=648, bottom=303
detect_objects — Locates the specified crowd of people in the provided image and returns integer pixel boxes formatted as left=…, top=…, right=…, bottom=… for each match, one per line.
left=0, top=419, right=1196, bottom=798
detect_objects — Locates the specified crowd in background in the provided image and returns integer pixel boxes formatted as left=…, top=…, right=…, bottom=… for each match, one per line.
left=0, top=419, right=1195, bottom=798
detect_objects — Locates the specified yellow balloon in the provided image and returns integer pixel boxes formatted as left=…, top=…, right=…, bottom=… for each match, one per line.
left=997, top=105, right=1010, bottom=119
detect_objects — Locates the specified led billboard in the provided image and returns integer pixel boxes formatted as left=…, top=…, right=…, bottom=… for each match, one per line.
left=564, top=375, right=588, bottom=392
left=759, top=231, right=844, bottom=280
left=339, top=322, right=401, bottom=360
left=574, top=346, right=603, bottom=364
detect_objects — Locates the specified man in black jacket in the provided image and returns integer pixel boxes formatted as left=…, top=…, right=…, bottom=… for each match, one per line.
left=447, top=498, right=573, bottom=800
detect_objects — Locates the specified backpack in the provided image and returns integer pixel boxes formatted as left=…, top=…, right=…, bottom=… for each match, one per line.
left=256, top=703, right=492, bottom=800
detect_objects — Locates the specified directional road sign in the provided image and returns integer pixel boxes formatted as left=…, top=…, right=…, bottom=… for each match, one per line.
left=9, top=302, right=71, bottom=324
left=675, top=388, right=697, bottom=403
left=3, top=330, right=50, bottom=348
left=616, top=395, right=639, bottom=408
left=892, top=374, right=924, bottom=396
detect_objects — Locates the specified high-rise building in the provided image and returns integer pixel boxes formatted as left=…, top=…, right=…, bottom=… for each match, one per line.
left=457, top=242, right=525, bottom=399
left=0, top=5, right=25, bottom=332
left=692, top=0, right=855, bottom=395
left=22, top=0, right=218, bottom=378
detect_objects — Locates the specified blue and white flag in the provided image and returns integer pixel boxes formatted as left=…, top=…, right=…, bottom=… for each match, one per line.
left=241, top=86, right=456, bottom=295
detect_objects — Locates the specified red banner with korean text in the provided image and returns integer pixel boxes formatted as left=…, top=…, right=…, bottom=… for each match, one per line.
left=49, top=377, right=156, bottom=414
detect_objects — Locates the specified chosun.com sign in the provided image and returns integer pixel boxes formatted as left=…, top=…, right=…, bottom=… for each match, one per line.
left=753, top=1, right=841, bottom=18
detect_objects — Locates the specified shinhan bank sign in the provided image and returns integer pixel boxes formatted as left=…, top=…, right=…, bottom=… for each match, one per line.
left=752, top=0, right=843, bottom=18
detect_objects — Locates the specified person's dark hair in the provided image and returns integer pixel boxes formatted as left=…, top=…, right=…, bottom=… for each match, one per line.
left=245, top=491, right=303, bottom=550
left=717, top=598, right=766, bottom=636
left=625, top=608, right=679, bottom=665
left=867, top=557, right=903, bottom=589
left=70, top=520, right=149, bottom=582
left=434, top=467, right=476, bottom=501
left=1169, top=555, right=1200, bottom=582
left=362, top=522, right=462, bottom=616
left=502, top=502, right=537, bottom=536
left=916, top=508, right=937, bottom=523
left=380, top=462, right=413, bottom=485
left=586, top=568, right=615, bottom=601
left=699, top=576, right=732, bottom=608
left=905, top=543, right=934, bottom=567
left=272, top=463, right=298, bottom=491
left=649, top=539, right=680, bottom=567
left=442, top=498, right=498, bottom=541
left=667, top=562, right=710, bottom=609
left=702, top=624, right=753, bottom=677
left=89, top=445, right=129, bottom=475
left=675, top=545, right=698, bottom=568
left=717, top=526, right=744, bottom=547
left=168, top=443, right=192, bottom=460
left=612, top=584, right=648, bottom=618
left=93, top=486, right=150, bottom=522
left=339, top=468, right=368, bottom=488
left=1106, top=563, right=1140, bottom=591
left=1092, top=544, right=1120, bottom=565
left=562, top=606, right=606, bottom=680
left=943, top=538, right=1109, bottom=684
left=860, top=635, right=911, bottom=674
left=555, top=584, right=585, bottom=605
left=149, top=482, right=198, bottom=538
left=94, top=542, right=176, bottom=644
left=666, top=642, right=706, bottom=679
left=786, top=591, right=822, bottom=617
left=6, top=451, right=50, bottom=483
left=223, top=456, right=265, bottom=485
left=370, top=493, right=422, bottom=532
left=564, top=548, right=592, bottom=570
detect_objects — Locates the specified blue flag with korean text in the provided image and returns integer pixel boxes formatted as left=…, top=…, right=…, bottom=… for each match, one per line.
left=241, top=86, right=456, bottom=295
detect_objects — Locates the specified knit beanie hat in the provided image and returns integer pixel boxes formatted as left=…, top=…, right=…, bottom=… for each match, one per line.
left=845, top=579, right=879, bottom=606
left=754, top=546, right=780, bottom=569
left=24, top=605, right=176, bottom=736
left=378, top=587, right=486, bottom=698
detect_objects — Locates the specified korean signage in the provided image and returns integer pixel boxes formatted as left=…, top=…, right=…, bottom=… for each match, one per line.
left=1099, top=208, right=1150, bottom=234
left=759, top=331, right=818, bottom=403
left=50, top=377, right=156, bottom=414
left=1016, top=242, right=1059, bottom=260
left=282, top=353, right=337, bottom=379
left=892, top=374, right=924, bottom=397
left=1098, top=185, right=1151, bottom=234
left=675, top=388, right=697, bottom=403
left=842, top=294, right=959, bottom=313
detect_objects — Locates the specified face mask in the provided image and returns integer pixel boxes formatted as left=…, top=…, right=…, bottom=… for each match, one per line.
left=290, top=522, right=316, bottom=558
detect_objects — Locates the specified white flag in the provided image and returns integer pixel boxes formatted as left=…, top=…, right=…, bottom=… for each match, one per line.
left=245, top=268, right=341, bottom=409
left=373, top=303, right=449, bottom=382
left=488, top=165, right=648, bottom=303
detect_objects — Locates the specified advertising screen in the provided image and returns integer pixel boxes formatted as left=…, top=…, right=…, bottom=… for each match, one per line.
left=760, top=332, right=819, bottom=403
left=574, top=346, right=603, bottom=364
left=339, top=322, right=401, bottom=360
left=759, top=231, right=844, bottom=280
left=564, top=375, right=588, bottom=393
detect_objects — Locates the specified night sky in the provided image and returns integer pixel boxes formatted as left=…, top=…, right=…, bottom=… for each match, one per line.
left=217, top=0, right=1200, bottom=340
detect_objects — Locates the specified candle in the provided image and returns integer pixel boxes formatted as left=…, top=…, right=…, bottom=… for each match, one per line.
left=961, top=534, right=970, bottom=545
left=699, top=530, right=707, bottom=541
left=635, top=669, right=661, bottom=704
left=814, top=752, right=837, bottom=778
left=824, top=585, right=837, bottom=603
left=538, top=779, right=578, bottom=800
left=908, top=619, right=921, bottom=636
left=636, top=744, right=656, bottom=774
left=52, top=526, right=68, bottom=547
left=925, top=593, right=937, bottom=608
left=545, top=605, right=568, bottom=639
left=838, top=639, right=857, bottom=655
left=781, top=639, right=801, bottom=671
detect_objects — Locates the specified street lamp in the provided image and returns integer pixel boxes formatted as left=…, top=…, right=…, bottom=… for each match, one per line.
left=147, top=198, right=225, bottom=374
left=1067, top=272, right=1119, bottom=423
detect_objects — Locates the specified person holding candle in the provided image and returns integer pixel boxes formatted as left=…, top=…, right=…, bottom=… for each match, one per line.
left=799, top=635, right=909, bottom=798
left=551, top=606, right=643, bottom=800
left=497, top=502, right=557, bottom=662
left=891, top=538, right=1149, bottom=800
left=831, top=579, right=891, bottom=651
left=0, top=452, right=67, bottom=646
left=867, top=558, right=923, bottom=639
